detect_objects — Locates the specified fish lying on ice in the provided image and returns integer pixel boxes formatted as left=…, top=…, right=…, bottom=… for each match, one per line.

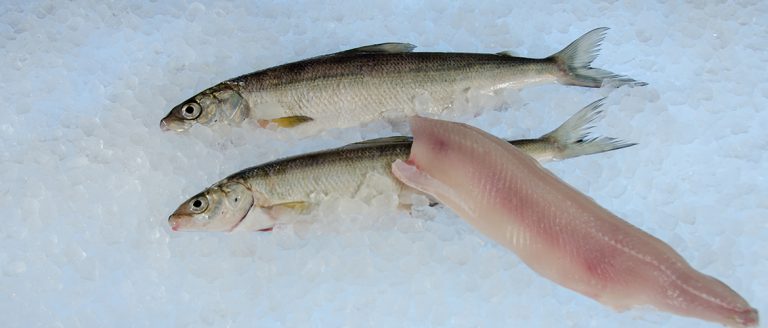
left=161, top=28, right=645, bottom=133
left=168, top=99, right=633, bottom=232
left=390, top=116, right=758, bottom=327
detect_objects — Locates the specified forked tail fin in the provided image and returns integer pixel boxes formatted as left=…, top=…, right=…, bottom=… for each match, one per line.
left=541, top=97, right=636, bottom=160
left=548, top=28, right=647, bottom=88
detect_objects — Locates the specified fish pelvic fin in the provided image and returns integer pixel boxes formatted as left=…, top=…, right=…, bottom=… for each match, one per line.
left=548, top=27, right=647, bottom=88
left=541, top=97, right=636, bottom=161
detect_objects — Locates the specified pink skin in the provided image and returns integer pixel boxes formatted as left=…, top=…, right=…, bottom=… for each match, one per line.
left=392, top=116, right=758, bottom=327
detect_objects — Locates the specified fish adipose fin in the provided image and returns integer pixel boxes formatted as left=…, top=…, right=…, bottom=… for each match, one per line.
left=541, top=98, right=636, bottom=161
left=266, top=115, right=314, bottom=128
left=548, top=28, right=647, bottom=88
left=340, top=42, right=417, bottom=54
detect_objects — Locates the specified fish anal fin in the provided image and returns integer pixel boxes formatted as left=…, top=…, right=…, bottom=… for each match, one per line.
left=268, top=115, right=314, bottom=128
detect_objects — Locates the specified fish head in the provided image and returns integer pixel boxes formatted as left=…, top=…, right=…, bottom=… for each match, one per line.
left=161, top=83, right=248, bottom=132
left=169, top=180, right=254, bottom=232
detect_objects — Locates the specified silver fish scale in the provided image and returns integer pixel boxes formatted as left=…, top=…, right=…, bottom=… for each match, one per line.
left=220, top=134, right=574, bottom=207
left=233, top=53, right=557, bottom=125
left=226, top=141, right=412, bottom=205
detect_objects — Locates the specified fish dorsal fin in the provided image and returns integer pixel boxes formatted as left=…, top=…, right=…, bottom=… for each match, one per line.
left=496, top=50, right=518, bottom=57
left=340, top=43, right=417, bottom=54
left=340, top=136, right=413, bottom=150
left=299, top=43, right=416, bottom=63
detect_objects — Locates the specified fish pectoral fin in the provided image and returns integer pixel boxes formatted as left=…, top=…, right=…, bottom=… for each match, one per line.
left=341, top=42, right=417, bottom=54
left=277, top=201, right=310, bottom=210
left=340, top=136, right=413, bottom=150
left=266, top=201, right=311, bottom=217
left=269, top=115, right=314, bottom=128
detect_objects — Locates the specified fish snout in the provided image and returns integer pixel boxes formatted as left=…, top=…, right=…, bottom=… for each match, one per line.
left=159, top=115, right=192, bottom=132
left=160, top=119, right=171, bottom=132
left=168, top=215, right=183, bottom=231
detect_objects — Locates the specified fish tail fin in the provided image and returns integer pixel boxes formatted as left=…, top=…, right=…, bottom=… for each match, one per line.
left=547, top=27, right=647, bottom=88
left=541, top=98, right=636, bottom=161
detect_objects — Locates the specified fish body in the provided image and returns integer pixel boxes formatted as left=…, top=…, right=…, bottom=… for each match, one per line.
left=391, top=116, right=758, bottom=327
left=168, top=99, right=633, bottom=232
left=161, top=28, right=645, bottom=132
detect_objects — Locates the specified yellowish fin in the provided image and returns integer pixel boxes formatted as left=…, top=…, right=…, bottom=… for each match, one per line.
left=266, top=201, right=311, bottom=218
left=260, top=116, right=314, bottom=128
left=274, top=201, right=310, bottom=211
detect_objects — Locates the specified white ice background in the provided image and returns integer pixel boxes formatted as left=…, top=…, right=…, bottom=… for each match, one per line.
left=1, top=1, right=766, bottom=327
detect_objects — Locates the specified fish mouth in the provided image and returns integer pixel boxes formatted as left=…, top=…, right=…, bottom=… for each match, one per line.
left=159, top=116, right=192, bottom=132
left=167, top=213, right=200, bottom=232
left=160, top=119, right=172, bottom=132
left=168, top=214, right=182, bottom=231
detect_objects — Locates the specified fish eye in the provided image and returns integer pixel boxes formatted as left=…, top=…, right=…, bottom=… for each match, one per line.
left=180, top=103, right=202, bottom=120
left=189, top=196, right=208, bottom=213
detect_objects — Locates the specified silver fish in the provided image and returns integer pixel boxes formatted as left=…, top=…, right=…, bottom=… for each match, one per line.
left=161, top=28, right=645, bottom=132
left=168, top=99, right=634, bottom=232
